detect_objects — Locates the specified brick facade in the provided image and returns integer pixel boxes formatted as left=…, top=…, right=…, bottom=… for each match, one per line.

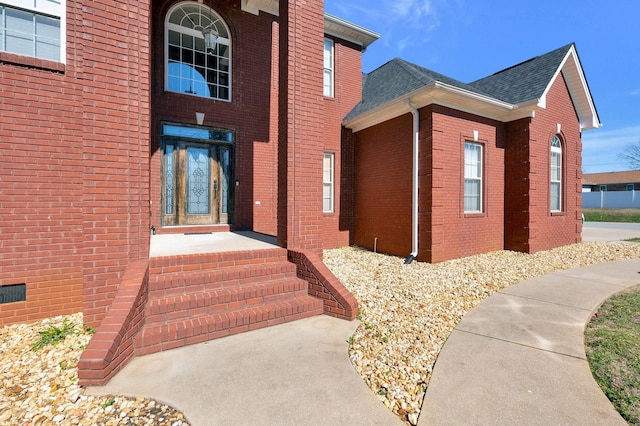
left=353, top=76, right=583, bottom=263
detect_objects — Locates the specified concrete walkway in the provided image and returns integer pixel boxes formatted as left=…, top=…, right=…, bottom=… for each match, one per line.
left=87, top=315, right=401, bottom=426
left=420, top=258, right=639, bottom=426
left=87, top=259, right=640, bottom=425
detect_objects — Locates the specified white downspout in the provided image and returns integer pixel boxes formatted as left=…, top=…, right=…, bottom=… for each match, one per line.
left=405, top=100, right=419, bottom=265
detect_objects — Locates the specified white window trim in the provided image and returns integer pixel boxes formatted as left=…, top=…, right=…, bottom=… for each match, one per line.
left=464, top=142, right=483, bottom=213
left=164, top=1, right=232, bottom=102
left=551, top=136, right=562, bottom=212
left=323, top=153, right=334, bottom=213
left=323, top=38, right=334, bottom=97
left=1, top=0, right=66, bottom=63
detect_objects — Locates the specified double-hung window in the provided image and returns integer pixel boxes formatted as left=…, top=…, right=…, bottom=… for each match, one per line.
left=550, top=136, right=562, bottom=212
left=0, top=0, right=64, bottom=62
left=323, top=153, right=334, bottom=213
left=464, top=142, right=483, bottom=213
left=323, top=38, right=334, bottom=97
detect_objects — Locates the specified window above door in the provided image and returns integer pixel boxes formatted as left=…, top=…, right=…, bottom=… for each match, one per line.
left=165, top=2, right=231, bottom=101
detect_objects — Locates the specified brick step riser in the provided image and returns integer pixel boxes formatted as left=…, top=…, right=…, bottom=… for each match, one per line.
left=148, top=249, right=289, bottom=276
left=145, top=279, right=310, bottom=322
left=148, top=261, right=298, bottom=295
left=135, top=296, right=324, bottom=356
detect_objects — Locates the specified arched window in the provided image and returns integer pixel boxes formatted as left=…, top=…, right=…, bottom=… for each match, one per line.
left=166, top=2, right=231, bottom=101
left=550, top=135, right=562, bottom=212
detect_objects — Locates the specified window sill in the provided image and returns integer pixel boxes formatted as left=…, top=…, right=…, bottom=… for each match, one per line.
left=0, top=51, right=65, bottom=73
left=551, top=211, right=566, bottom=217
left=464, top=212, right=486, bottom=218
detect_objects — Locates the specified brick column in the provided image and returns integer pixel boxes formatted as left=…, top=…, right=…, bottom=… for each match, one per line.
left=277, top=0, right=325, bottom=257
left=81, top=0, right=151, bottom=327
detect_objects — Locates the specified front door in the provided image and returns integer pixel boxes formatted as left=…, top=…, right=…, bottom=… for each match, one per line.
left=161, top=124, right=233, bottom=227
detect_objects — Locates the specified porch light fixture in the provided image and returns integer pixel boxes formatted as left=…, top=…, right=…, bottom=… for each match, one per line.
left=202, top=3, right=218, bottom=53
left=202, top=27, right=218, bottom=53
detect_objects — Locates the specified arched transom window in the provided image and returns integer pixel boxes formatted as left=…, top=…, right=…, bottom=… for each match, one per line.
left=166, top=2, right=231, bottom=101
left=550, top=135, right=562, bottom=212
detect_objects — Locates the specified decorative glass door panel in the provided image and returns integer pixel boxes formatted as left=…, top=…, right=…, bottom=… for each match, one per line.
left=186, top=147, right=211, bottom=215
left=161, top=124, right=234, bottom=227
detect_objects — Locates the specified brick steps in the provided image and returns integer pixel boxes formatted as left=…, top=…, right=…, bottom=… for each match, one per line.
left=135, top=248, right=323, bottom=356
left=148, top=261, right=298, bottom=297
left=135, top=295, right=323, bottom=356
left=145, top=277, right=309, bottom=322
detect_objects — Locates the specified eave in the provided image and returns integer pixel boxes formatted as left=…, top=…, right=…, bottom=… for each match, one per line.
left=240, top=1, right=380, bottom=49
left=344, top=83, right=538, bottom=133
left=539, top=45, right=601, bottom=131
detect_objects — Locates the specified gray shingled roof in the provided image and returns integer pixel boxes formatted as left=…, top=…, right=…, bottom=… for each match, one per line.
left=344, top=58, right=490, bottom=121
left=469, top=43, right=573, bottom=104
left=346, top=43, right=575, bottom=121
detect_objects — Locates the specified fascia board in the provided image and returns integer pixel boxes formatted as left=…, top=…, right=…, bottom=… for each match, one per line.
left=539, top=46, right=601, bottom=130
left=345, top=83, right=539, bottom=132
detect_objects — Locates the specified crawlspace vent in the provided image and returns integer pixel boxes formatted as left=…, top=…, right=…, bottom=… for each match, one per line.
left=0, top=284, right=26, bottom=304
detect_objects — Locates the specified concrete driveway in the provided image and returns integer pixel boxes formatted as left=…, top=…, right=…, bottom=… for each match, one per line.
left=582, top=222, right=640, bottom=242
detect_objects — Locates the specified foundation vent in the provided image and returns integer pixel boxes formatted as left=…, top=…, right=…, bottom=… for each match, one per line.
left=0, top=284, right=26, bottom=304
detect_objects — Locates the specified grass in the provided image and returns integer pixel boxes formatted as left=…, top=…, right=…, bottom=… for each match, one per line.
left=583, top=208, right=640, bottom=223
left=31, top=318, right=77, bottom=351
left=31, top=318, right=96, bottom=351
left=585, top=285, right=640, bottom=424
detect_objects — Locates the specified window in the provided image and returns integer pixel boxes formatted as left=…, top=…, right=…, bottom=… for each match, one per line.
left=323, top=38, right=334, bottom=97
left=166, top=2, right=231, bottom=101
left=323, top=153, right=334, bottom=213
left=0, top=0, right=64, bottom=62
left=550, top=136, right=562, bottom=212
left=627, top=184, right=634, bottom=191
left=464, top=142, right=482, bottom=213
left=600, top=185, right=607, bottom=192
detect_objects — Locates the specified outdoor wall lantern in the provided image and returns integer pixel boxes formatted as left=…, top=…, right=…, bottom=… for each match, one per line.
left=202, top=27, right=218, bottom=53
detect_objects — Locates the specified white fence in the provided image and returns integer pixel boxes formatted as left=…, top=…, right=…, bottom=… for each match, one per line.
left=582, top=191, right=640, bottom=209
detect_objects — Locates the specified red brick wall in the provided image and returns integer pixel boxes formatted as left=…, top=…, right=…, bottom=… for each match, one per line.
left=0, top=0, right=151, bottom=327
left=79, top=0, right=151, bottom=327
left=353, top=114, right=413, bottom=257
left=505, top=74, right=582, bottom=253
left=353, top=105, right=506, bottom=263
left=0, top=59, right=83, bottom=326
left=504, top=118, right=532, bottom=252
left=428, top=106, right=506, bottom=263
left=277, top=0, right=325, bottom=256
left=526, top=73, right=582, bottom=252
left=322, top=38, right=364, bottom=249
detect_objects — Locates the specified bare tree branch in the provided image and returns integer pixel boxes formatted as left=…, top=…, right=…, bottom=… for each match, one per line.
left=618, top=141, right=640, bottom=169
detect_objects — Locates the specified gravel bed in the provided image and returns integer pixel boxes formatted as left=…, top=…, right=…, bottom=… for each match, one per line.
left=2, top=242, right=638, bottom=425
left=324, top=242, right=640, bottom=425
left=0, top=313, right=189, bottom=425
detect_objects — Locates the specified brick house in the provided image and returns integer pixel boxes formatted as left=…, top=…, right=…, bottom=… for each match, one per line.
left=0, top=1, right=599, bottom=384
left=583, top=170, right=640, bottom=192
left=345, top=44, right=600, bottom=262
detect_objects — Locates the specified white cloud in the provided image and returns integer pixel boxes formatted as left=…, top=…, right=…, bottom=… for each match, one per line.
left=630, top=89, right=640, bottom=96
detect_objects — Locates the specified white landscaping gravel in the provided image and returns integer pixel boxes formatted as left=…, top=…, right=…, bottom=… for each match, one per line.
left=2, top=242, right=639, bottom=425
left=324, top=242, right=640, bottom=425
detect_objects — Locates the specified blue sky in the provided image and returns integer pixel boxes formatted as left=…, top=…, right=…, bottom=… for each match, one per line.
left=325, top=0, right=640, bottom=174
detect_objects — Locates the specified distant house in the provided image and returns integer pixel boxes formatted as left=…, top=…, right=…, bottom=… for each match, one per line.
left=583, top=171, right=640, bottom=192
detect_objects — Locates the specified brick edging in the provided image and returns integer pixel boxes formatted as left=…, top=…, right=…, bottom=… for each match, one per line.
left=287, top=249, right=358, bottom=320
left=78, top=261, right=149, bottom=386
